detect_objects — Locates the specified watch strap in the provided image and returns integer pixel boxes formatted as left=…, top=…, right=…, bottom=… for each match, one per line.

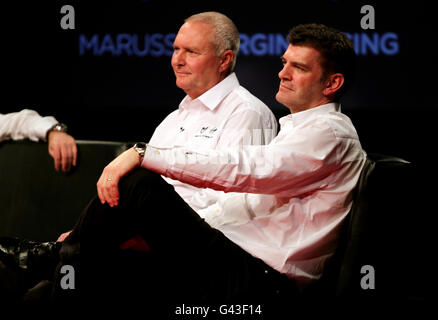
left=133, top=142, right=147, bottom=166
left=46, top=122, right=68, bottom=140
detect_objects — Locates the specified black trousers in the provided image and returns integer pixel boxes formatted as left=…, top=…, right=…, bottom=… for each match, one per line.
left=51, top=169, right=297, bottom=315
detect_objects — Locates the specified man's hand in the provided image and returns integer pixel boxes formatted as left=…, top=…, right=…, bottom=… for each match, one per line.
left=97, top=148, right=140, bottom=207
left=48, top=131, right=77, bottom=172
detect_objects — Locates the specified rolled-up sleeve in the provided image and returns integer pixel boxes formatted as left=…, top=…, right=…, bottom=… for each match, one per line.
left=0, top=109, right=57, bottom=142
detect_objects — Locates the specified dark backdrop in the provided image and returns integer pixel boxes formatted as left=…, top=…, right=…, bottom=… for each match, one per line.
left=2, top=0, right=435, bottom=167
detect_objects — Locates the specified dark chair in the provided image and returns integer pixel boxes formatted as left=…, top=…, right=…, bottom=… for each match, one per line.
left=0, top=139, right=130, bottom=306
left=0, top=140, right=129, bottom=241
left=303, top=153, right=427, bottom=304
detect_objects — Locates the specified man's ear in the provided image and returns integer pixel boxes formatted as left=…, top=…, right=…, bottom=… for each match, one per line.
left=219, top=50, right=234, bottom=73
left=323, top=73, right=344, bottom=97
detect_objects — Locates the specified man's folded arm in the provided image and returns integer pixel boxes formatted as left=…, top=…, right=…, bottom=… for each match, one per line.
left=142, top=121, right=349, bottom=196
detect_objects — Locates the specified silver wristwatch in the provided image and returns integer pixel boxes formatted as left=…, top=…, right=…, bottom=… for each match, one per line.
left=52, top=123, right=68, bottom=132
left=46, top=122, right=68, bottom=139
left=133, top=142, right=147, bottom=165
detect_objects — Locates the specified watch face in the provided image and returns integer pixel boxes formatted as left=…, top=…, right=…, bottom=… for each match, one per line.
left=134, top=142, right=146, bottom=150
left=54, top=123, right=68, bottom=132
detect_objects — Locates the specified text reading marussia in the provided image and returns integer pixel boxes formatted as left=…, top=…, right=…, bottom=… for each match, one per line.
left=79, top=32, right=399, bottom=57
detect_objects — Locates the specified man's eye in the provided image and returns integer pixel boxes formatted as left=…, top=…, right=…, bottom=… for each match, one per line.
left=294, top=64, right=307, bottom=71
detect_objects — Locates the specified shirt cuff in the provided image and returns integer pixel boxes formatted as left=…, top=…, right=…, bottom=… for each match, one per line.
left=141, top=144, right=168, bottom=175
left=33, top=117, right=58, bottom=141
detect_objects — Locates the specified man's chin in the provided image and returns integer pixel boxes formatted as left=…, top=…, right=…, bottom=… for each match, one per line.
left=175, top=79, right=188, bottom=90
left=275, top=92, right=286, bottom=105
left=275, top=92, right=293, bottom=110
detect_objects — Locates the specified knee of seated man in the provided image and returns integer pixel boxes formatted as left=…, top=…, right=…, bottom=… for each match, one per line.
left=118, top=168, right=171, bottom=202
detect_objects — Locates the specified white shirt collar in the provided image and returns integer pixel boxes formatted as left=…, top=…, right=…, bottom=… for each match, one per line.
left=180, top=73, right=240, bottom=111
left=279, top=102, right=340, bottom=128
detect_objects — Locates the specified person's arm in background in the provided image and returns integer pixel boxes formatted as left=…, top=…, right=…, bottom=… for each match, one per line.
left=0, top=109, right=77, bottom=172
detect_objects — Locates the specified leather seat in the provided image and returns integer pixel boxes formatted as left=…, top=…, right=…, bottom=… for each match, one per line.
left=0, top=140, right=129, bottom=241
left=302, top=153, right=426, bottom=304
left=259, top=152, right=428, bottom=317
left=334, top=153, right=413, bottom=299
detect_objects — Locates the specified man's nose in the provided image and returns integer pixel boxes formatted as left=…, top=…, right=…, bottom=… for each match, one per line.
left=278, top=65, right=290, bottom=80
left=172, top=51, right=184, bottom=66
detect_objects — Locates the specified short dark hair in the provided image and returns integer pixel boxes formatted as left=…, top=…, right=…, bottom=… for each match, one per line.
left=287, top=23, right=356, bottom=100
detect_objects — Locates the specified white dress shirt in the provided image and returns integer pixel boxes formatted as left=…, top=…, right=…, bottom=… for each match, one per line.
left=143, top=103, right=366, bottom=283
left=148, top=72, right=278, bottom=212
left=0, top=109, right=57, bottom=142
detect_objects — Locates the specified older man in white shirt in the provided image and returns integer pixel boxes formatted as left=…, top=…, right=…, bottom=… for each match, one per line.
left=53, top=11, right=276, bottom=244
left=146, top=12, right=277, bottom=213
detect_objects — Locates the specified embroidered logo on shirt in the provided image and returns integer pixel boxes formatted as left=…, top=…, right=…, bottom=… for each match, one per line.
left=195, top=126, right=218, bottom=139
left=200, top=126, right=208, bottom=134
